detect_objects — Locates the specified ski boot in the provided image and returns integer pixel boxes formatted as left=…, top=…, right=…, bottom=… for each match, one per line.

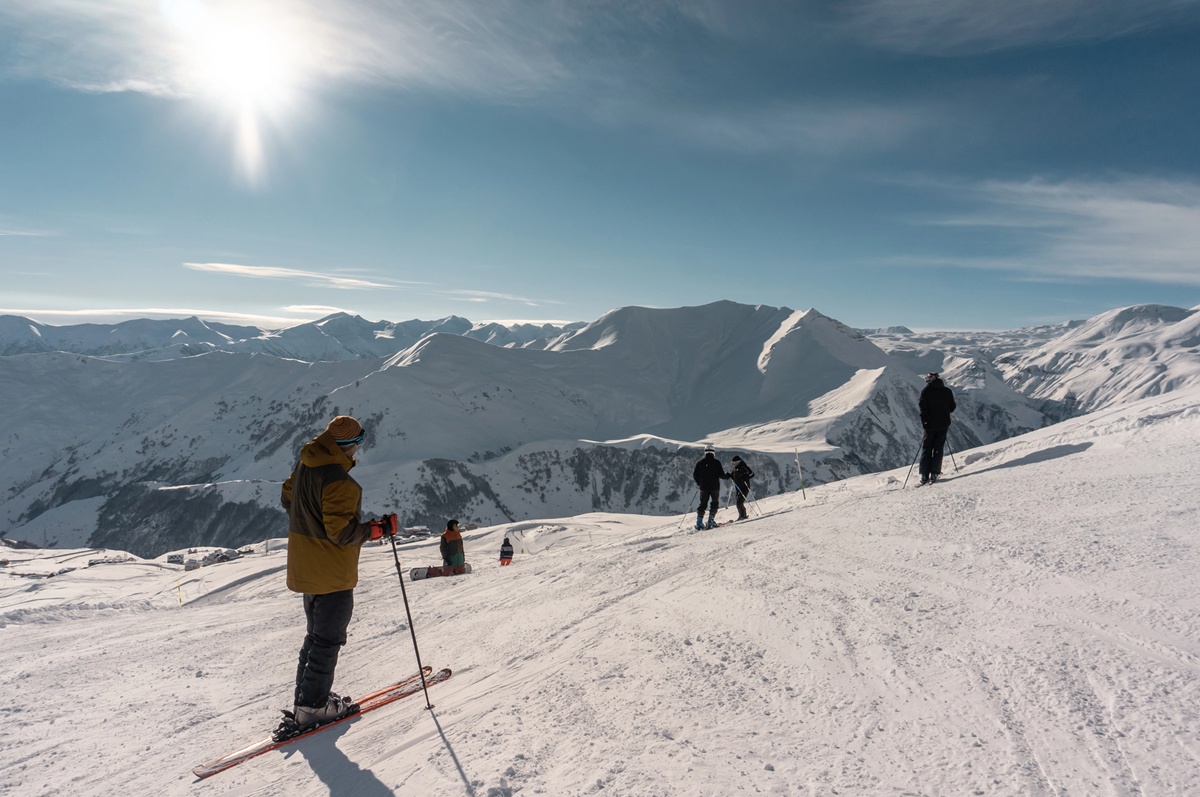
left=276, top=693, right=359, bottom=740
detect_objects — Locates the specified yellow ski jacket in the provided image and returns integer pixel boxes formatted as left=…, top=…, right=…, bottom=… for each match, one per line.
left=281, top=431, right=371, bottom=594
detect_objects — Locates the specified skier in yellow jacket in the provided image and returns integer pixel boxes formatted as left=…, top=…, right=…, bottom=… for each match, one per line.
left=279, top=415, right=396, bottom=735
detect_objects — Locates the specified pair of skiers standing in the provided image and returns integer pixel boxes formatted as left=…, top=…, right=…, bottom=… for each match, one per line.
left=693, top=446, right=754, bottom=529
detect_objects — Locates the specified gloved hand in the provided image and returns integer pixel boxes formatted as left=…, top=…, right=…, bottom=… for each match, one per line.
left=368, top=513, right=399, bottom=541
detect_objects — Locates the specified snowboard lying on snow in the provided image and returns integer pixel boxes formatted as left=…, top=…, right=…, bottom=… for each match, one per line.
left=410, top=563, right=473, bottom=580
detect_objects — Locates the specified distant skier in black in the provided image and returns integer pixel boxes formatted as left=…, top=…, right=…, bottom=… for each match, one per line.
left=693, top=445, right=730, bottom=529
left=918, top=372, right=957, bottom=484
left=729, top=455, right=754, bottom=520
left=500, top=536, right=513, bottom=566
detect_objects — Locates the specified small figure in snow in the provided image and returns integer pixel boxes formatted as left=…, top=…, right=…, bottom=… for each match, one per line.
left=500, top=536, right=514, bottom=566
left=693, top=445, right=730, bottom=530
left=281, top=415, right=397, bottom=735
left=730, top=455, right=755, bottom=520
left=918, top=372, right=957, bottom=484
left=441, top=519, right=466, bottom=573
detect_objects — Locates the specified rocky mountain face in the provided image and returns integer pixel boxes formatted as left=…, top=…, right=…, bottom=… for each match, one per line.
left=4, top=300, right=1190, bottom=557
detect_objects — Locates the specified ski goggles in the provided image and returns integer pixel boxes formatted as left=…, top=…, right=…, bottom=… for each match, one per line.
left=335, top=432, right=365, bottom=446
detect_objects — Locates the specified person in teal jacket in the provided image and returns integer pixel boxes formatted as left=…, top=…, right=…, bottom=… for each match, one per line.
left=440, top=519, right=466, bottom=568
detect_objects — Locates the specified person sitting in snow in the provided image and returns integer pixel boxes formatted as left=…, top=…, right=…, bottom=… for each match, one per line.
left=440, top=519, right=467, bottom=573
left=500, top=536, right=514, bottom=566
left=693, top=445, right=730, bottom=529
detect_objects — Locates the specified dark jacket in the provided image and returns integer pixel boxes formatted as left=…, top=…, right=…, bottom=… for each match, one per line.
left=281, top=431, right=372, bottom=595
left=731, top=461, right=754, bottom=491
left=919, top=378, right=957, bottom=432
left=441, top=528, right=465, bottom=567
left=693, top=453, right=729, bottom=491
left=500, top=538, right=514, bottom=560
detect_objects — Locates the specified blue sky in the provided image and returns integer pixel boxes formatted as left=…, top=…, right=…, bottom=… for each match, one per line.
left=1, top=0, right=1199, bottom=331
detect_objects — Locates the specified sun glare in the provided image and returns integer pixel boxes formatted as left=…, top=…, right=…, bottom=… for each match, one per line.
left=162, top=0, right=306, bottom=183
left=192, top=17, right=296, bottom=109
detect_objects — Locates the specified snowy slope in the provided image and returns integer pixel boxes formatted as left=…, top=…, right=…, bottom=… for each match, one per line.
left=867, top=303, right=1200, bottom=420
left=996, top=304, right=1200, bottom=414
left=2, top=386, right=1198, bottom=795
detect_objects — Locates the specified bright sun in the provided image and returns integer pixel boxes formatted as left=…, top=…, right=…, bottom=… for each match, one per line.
left=162, top=0, right=305, bottom=181
left=190, top=15, right=297, bottom=110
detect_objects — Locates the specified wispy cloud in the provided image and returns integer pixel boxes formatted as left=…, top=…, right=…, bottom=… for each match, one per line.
left=0, top=219, right=55, bottom=236
left=441, top=289, right=561, bottom=307
left=282, top=304, right=351, bottom=315
left=0, top=1, right=948, bottom=162
left=0, top=0, right=577, bottom=99
left=842, top=0, right=1200, bottom=55
left=907, top=177, right=1200, bottom=286
left=629, top=101, right=937, bottom=156
left=184, top=262, right=416, bottom=290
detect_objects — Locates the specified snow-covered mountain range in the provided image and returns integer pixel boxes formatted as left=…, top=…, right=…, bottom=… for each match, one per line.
left=2, top=300, right=1198, bottom=557
left=0, top=313, right=584, bottom=360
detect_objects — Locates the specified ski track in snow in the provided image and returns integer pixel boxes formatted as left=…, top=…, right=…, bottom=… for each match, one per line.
left=2, top=392, right=1200, bottom=795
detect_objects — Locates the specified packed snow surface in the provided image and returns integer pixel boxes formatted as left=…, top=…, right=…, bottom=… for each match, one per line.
left=2, top=388, right=1199, bottom=796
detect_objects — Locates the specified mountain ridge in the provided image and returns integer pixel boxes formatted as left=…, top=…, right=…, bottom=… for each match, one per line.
left=3, top=300, right=1194, bottom=556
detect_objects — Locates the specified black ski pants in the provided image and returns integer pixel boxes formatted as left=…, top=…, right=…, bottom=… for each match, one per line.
left=920, top=427, right=948, bottom=478
left=697, top=485, right=721, bottom=517
left=732, top=480, right=750, bottom=518
left=294, top=589, right=354, bottom=708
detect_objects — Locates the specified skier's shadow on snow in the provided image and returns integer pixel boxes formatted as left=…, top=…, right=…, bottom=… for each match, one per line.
left=953, top=443, right=1093, bottom=481
left=297, top=723, right=394, bottom=797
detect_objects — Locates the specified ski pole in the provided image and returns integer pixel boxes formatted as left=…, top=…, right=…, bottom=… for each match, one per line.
left=680, top=488, right=699, bottom=529
left=732, top=480, right=762, bottom=516
left=387, top=532, right=435, bottom=710
left=902, top=441, right=922, bottom=488
left=945, top=437, right=959, bottom=473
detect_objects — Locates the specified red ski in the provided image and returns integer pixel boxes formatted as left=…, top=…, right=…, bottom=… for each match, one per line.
left=192, top=666, right=451, bottom=780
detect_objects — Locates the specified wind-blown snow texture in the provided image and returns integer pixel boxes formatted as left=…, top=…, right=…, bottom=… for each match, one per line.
left=2, top=300, right=1199, bottom=560
left=2, top=386, right=1198, bottom=795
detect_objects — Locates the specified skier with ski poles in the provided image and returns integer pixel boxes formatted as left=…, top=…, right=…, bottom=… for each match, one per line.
left=693, top=445, right=730, bottom=529
left=279, top=415, right=399, bottom=737
left=729, top=455, right=755, bottom=520
left=918, top=373, right=957, bottom=484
